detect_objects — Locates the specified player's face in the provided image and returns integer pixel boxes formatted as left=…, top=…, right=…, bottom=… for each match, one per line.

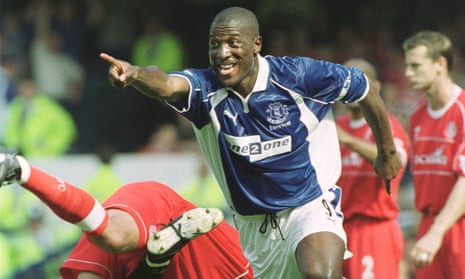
left=404, top=45, right=440, bottom=92
left=208, top=20, right=261, bottom=95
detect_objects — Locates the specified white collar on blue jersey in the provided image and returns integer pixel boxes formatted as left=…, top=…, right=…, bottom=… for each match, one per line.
left=251, top=55, right=269, bottom=93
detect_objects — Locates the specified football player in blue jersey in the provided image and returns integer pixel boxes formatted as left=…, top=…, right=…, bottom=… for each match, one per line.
left=100, top=6, right=402, bottom=279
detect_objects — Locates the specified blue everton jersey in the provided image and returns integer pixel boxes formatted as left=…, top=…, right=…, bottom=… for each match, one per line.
left=167, top=55, right=368, bottom=215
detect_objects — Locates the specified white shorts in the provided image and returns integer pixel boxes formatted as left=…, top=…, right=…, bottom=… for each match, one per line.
left=234, top=186, right=348, bottom=279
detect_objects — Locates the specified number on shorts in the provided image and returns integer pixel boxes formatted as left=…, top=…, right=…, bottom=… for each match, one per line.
left=361, top=255, right=374, bottom=279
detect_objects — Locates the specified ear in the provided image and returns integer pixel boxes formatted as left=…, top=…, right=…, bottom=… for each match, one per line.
left=436, top=56, right=448, bottom=73
left=253, top=36, right=263, bottom=55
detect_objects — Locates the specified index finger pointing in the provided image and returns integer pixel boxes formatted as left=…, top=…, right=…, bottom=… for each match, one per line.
left=100, top=53, right=119, bottom=66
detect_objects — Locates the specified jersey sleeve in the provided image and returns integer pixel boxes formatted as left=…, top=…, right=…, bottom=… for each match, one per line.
left=166, top=69, right=216, bottom=129
left=295, top=57, right=369, bottom=104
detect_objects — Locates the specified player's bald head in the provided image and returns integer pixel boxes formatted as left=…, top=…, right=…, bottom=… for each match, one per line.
left=210, top=7, right=260, bottom=37
left=344, top=58, right=378, bottom=81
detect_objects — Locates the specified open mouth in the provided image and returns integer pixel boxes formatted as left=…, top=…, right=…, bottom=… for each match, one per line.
left=217, top=64, right=235, bottom=76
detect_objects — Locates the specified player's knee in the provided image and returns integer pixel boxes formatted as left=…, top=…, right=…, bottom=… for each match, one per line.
left=88, top=209, right=139, bottom=253
left=89, top=233, right=129, bottom=253
left=296, top=231, right=345, bottom=279
left=86, top=227, right=135, bottom=253
left=300, top=267, right=342, bottom=279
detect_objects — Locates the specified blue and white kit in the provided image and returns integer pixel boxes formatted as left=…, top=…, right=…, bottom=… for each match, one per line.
left=167, top=55, right=368, bottom=215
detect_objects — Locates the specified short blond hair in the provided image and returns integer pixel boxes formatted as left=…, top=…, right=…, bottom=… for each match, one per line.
left=402, top=30, right=453, bottom=71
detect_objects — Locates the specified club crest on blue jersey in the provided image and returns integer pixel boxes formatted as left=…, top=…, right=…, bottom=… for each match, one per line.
left=266, top=102, right=289, bottom=125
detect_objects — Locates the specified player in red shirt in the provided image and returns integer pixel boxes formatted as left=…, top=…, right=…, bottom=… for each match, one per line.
left=403, top=30, right=465, bottom=279
left=0, top=151, right=253, bottom=279
left=336, top=58, right=410, bottom=279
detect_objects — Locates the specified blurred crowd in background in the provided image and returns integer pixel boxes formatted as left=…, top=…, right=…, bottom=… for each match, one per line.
left=2, top=0, right=465, bottom=154
left=1, top=0, right=465, bottom=278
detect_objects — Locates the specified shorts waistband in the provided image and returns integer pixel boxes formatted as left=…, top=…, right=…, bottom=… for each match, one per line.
left=233, top=207, right=293, bottom=221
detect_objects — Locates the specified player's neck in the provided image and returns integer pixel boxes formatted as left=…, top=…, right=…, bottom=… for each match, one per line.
left=427, top=79, right=457, bottom=110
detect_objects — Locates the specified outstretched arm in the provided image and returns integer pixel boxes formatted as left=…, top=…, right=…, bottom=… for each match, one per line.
left=100, top=53, right=190, bottom=103
left=358, top=79, right=403, bottom=193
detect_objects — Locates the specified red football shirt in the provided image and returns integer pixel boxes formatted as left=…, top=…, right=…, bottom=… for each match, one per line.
left=409, top=89, right=465, bottom=215
left=60, top=181, right=252, bottom=279
left=337, top=113, right=409, bottom=220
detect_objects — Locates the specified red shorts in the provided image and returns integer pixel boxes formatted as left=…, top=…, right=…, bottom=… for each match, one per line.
left=343, top=217, right=403, bottom=279
left=60, top=181, right=253, bottom=279
left=415, top=215, right=465, bottom=279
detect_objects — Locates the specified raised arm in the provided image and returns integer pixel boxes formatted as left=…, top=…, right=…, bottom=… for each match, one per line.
left=358, top=79, right=403, bottom=193
left=100, top=53, right=190, bottom=103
